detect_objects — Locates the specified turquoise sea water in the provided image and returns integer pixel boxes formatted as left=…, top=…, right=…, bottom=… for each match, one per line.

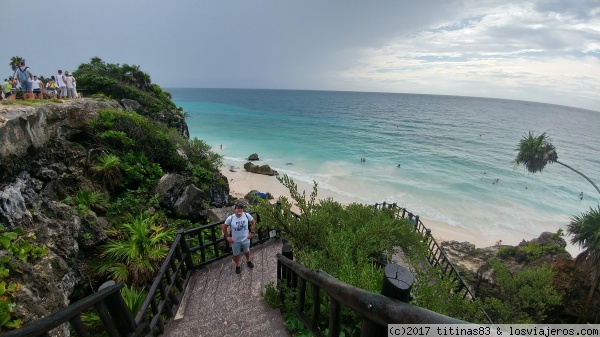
left=170, top=88, right=600, bottom=247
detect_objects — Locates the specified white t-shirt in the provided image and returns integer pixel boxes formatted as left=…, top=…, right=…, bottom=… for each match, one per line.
left=224, top=212, right=254, bottom=242
left=65, top=75, right=74, bottom=89
left=56, top=73, right=66, bottom=87
left=31, top=79, right=40, bottom=90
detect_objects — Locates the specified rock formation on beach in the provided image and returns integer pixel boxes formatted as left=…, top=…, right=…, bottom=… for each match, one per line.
left=243, top=161, right=278, bottom=176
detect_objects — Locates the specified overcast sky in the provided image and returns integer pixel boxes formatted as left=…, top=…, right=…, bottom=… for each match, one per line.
left=1, top=0, right=599, bottom=111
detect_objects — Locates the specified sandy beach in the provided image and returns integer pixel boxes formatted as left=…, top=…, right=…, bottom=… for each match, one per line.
left=221, top=165, right=504, bottom=249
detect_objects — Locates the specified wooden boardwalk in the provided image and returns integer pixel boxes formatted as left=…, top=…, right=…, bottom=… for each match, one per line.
left=162, top=238, right=291, bottom=337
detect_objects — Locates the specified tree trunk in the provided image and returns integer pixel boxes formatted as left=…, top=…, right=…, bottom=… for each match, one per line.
left=556, top=161, right=600, bottom=195
left=580, top=272, right=600, bottom=322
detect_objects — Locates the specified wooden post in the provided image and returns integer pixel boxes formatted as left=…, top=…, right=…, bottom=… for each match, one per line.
left=363, top=264, right=415, bottom=336
left=282, top=243, right=293, bottom=261
left=382, top=264, right=414, bottom=303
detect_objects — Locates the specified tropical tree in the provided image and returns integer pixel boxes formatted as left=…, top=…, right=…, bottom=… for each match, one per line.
left=567, top=206, right=600, bottom=321
left=8, top=56, right=24, bottom=72
left=514, top=131, right=600, bottom=194
left=515, top=131, right=600, bottom=322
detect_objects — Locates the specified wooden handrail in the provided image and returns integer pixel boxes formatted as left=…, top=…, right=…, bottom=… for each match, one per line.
left=276, top=253, right=465, bottom=337
left=1, top=282, right=128, bottom=337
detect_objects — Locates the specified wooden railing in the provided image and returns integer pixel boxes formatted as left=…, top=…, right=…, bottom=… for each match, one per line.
left=7, top=211, right=273, bottom=337
left=276, top=253, right=465, bottom=337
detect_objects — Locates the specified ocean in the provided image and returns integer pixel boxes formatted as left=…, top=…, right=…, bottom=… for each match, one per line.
left=170, top=88, right=600, bottom=251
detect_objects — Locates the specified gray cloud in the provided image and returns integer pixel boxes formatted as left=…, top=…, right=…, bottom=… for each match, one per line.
left=0, top=0, right=598, bottom=111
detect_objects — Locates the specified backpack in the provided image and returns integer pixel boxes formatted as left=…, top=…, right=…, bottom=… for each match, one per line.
left=226, top=212, right=253, bottom=234
left=17, top=67, right=30, bottom=82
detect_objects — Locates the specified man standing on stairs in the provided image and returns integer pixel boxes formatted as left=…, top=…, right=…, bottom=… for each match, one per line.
left=222, top=202, right=256, bottom=274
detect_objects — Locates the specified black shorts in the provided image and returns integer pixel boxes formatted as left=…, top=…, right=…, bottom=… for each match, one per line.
left=33, top=89, right=41, bottom=94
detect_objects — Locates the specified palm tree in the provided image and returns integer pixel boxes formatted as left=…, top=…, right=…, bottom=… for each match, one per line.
left=514, top=131, right=600, bottom=194
left=94, top=214, right=176, bottom=286
left=9, top=56, right=24, bottom=72
left=567, top=206, right=600, bottom=322
left=92, top=154, right=123, bottom=191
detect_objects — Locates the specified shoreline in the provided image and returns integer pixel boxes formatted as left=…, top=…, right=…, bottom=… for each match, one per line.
left=220, top=164, right=582, bottom=257
left=220, top=165, right=505, bottom=250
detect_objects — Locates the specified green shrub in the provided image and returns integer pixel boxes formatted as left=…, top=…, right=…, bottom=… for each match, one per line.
left=481, top=259, right=561, bottom=323
left=106, top=188, right=160, bottom=220
left=261, top=282, right=281, bottom=309
left=97, top=130, right=134, bottom=148
left=74, top=57, right=178, bottom=114
left=64, top=189, right=109, bottom=215
left=517, top=243, right=566, bottom=262
left=120, top=152, right=164, bottom=189
left=497, top=246, right=517, bottom=258
left=0, top=225, right=48, bottom=331
left=92, top=213, right=176, bottom=286
left=92, top=154, right=123, bottom=192
left=89, top=109, right=187, bottom=171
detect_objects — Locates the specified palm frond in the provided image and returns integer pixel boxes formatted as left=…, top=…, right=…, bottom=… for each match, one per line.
left=514, top=132, right=557, bottom=173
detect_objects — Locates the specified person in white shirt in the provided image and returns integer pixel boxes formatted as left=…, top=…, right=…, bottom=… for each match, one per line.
left=222, top=203, right=256, bottom=274
left=31, top=75, right=42, bottom=99
left=56, top=70, right=67, bottom=98
left=65, top=71, right=75, bottom=99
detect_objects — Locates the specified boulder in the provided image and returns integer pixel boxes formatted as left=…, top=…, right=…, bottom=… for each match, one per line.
left=243, top=162, right=278, bottom=176
left=154, top=173, right=188, bottom=209
left=173, top=184, right=208, bottom=222
left=246, top=190, right=274, bottom=202
left=248, top=153, right=259, bottom=161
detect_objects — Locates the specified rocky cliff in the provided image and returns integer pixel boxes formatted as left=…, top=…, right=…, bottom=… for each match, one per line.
left=441, top=233, right=598, bottom=323
left=0, top=99, right=230, bottom=329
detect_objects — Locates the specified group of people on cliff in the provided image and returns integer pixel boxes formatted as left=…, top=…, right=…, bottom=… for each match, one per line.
left=1, top=60, right=79, bottom=101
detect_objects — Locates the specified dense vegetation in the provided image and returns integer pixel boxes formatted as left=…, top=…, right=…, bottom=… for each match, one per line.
left=73, top=57, right=178, bottom=114
left=255, top=176, right=563, bottom=335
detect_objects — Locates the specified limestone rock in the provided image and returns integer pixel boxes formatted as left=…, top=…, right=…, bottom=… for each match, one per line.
left=248, top=153, right=259, bottom=161
left=0, top=99, right=122, bottom=182
left=173, top=184, right=208, bottom=222
left=154, top=173, right=188, bottom=209
left=440, top=232, right=594, bottom=322
left=243, top=162, right=278, bottom=176
left=154, top=172, right=230, bottom=221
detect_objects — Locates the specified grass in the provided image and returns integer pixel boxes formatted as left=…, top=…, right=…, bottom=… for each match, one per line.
left=1, top=98, right=65, bottom=106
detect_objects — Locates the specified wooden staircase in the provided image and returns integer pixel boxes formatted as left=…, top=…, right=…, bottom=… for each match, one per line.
left=162, top=239, right=291, bottom=337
